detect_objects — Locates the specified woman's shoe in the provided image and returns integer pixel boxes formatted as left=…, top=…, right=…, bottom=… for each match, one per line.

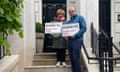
left=56, top=61, right=61, bottom=67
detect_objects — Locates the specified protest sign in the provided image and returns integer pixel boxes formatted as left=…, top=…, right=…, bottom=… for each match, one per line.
left=45, top=22, right=62, bottom=34
left=62, top=23, right=80, bottom=36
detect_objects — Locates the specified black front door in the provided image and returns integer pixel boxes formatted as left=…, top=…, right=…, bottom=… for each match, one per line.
left=42, top=0, right=66, bottom=52
left=99, top=0, right=112, bottom=72
left=99, top=0, right=111, bottom=36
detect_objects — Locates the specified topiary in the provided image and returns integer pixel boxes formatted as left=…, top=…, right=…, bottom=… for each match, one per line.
left=36, top=22, right=44, bottom=33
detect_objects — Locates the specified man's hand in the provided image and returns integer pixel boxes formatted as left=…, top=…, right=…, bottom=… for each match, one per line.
left=71, top=35, right=75, bottom=38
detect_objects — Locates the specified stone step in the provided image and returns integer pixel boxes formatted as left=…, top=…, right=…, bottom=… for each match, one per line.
left=113, top=54, right=120, bottom=64
left=24, top=65, right=71, bottom=72
left=24, top=65, right=88, bottom=72
left=114, top=64, right=120, bottom=72
left=34, top=53, right=69, bottom=59
left=33, top=59, right=70, bottom=65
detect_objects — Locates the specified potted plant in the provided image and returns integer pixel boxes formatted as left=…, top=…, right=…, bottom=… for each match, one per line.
left=35, top=22, right=44, bottom=52
left=0, top=0, right=23, bottom=55
left=36, top=22, right=44, bottom=38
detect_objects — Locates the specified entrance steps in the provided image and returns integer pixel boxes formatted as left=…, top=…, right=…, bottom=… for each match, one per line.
left=33, top=52, right=70, bottom=65
left=24, top=52, right=72, bottom=72
left=24, top=48, right=120, bottom=72
left=24, top=51, right=88, bottom=72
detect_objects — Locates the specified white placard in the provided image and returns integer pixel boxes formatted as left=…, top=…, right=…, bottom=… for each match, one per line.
left=62, top=23, right=80, bottom=36
left=45, top=22, right=62, bottom=34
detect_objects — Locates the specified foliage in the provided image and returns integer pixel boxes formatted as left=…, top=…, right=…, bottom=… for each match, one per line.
left=0, top=0, right=24, bottom=55
left=36, top=22, right=44, bottom=33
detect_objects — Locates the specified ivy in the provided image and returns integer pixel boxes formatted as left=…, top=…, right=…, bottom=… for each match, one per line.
left=0, top=0, right=24, bottom=55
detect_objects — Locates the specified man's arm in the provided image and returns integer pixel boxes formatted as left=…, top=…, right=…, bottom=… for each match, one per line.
left=75, top=16, right=86, bottom=38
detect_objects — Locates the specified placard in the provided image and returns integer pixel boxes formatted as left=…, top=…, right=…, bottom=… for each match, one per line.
left=62, top=23, right=80, bottom=36
left=45, top=22, right=62, bottom=34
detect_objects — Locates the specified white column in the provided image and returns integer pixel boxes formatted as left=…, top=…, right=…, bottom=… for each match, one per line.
left=39, top=0, right=42, bottom=22
left=83, top=0, right=99, bottom=48
left=34, top=0, right=42, bottom=23
left=23, top=0, right=35, bottom=66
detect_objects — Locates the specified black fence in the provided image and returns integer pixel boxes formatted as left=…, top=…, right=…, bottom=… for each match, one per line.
left=83, top=24, right=120, bottom=72
left=0, top=34, right=7, bottom=60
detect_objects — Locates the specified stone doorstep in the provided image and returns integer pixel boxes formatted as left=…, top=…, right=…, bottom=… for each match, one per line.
left=34, top=52, right=69, bottom=55
left=33, top=58, right=70, bottom=62
left=24, top=65, right=71, bottom=72
left=34, top=55, right=70, bottom=60
left=34, top=52, right=70, bottom=60
left=34, top=52, right=69, bottom=57
left=24, top=65, right=71, bottom=68
left=32, top=58, right=70, bottom=65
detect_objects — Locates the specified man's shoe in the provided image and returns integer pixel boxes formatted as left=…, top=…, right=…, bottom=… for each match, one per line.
left=62, top=62, right=67, bottom=67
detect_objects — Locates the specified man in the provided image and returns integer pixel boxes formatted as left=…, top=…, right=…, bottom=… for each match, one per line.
left=65, top=7, right=86, bottom=72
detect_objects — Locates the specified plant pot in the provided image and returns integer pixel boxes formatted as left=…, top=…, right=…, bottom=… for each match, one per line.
left=36, top=33, right=44, bottom=53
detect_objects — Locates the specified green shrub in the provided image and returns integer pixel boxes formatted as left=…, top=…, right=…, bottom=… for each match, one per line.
left=0, top=0, right=23, bottom=55
left=36, top=22, right=44, bottom=33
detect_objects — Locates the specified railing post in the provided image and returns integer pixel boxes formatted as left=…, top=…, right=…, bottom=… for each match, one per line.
left=108, top=37, right=113, bottom=72
left=99, top=33, right=113, bottom=72
left=99, top=33, right=105, bottom=72
left=99, top=34, right=104, bottom=72
left=0, top=46, right=1, bottom=59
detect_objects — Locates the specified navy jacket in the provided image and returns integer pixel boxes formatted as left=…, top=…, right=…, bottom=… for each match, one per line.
left=67, top=15, right=86, bottom=41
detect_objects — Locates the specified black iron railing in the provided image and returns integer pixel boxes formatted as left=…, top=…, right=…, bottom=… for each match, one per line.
left=83, top=24, right=120, bottom=72
left=0, top=46, right=6, bottom=59
left=0, top=34, right=7, bottom=60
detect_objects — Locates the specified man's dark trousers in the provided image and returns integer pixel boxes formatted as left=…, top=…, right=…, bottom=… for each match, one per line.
left=68, top=39, right=82, bottom=72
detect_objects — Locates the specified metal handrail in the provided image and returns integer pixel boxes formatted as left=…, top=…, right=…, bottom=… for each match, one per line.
left=84, top=26, right=120, bottom=63
left=82, top=43, right=120, bottom=62
left=0, top=46, right=5, bottom=59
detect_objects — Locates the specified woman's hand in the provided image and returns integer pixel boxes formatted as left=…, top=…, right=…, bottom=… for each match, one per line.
left=64, top=36, right=68, bottom=40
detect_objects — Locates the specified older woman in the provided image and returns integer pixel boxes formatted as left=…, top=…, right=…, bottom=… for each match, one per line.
left=52, top=9, right=67, bottom=67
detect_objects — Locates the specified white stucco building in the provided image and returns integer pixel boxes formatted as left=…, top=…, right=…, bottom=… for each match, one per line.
left=0, top=0, right=120, bottom=72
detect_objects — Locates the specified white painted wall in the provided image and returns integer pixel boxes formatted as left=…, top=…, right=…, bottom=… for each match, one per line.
left=84, top=0, right=99, bottom=48
left=8, top=32, right=24, bottom=72
left=7, top=4, right=25, bottom=72
left=111, top=0, right=120, bottom=47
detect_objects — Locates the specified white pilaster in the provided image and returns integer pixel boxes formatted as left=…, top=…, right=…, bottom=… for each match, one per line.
left=23, top=0, right=35, bottom=66
left=34, top=0, right=42, bottom=22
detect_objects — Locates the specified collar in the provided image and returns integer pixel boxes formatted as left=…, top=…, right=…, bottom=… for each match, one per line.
left=71, top=14, right=77, bottom=19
